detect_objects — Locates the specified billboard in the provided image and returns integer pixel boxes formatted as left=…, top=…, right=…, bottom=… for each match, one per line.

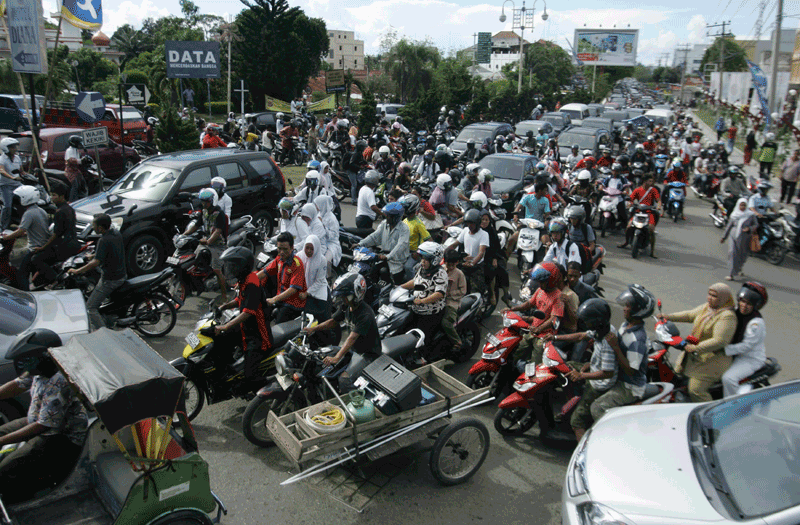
left=165, top=41, right=221, bottom=79
left=574, top=29, right=638, bottom=67
left=325, top=70, right=345, bottom=93
left=476, top=32, right=492, bottom=64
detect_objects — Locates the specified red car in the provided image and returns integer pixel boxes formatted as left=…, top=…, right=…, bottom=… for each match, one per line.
left=13, top=127, right=140, bottom=179
left=42, top=105, right=148, bottom=145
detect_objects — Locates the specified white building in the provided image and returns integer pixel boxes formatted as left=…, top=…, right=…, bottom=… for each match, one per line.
left=325, top=30, right=365, bottom=71
left=672, top=43, right=710, bottom=76
left=466, top=31, right=530, bottom=81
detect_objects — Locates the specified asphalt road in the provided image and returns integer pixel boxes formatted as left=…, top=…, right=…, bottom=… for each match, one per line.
left=147, top=168, right=800, bottom=523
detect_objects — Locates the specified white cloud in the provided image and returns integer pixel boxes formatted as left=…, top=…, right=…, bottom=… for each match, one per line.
left=686, top=14, right=706, bottom=43
left=638, top=30, right=680, bottom=65
left=102, top=0, right=171, bottom=34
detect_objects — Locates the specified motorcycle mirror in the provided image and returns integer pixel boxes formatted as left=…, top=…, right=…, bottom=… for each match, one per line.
left=657, top=299, right=662, bottom=312
left=127, top=204, right=138, bottom=217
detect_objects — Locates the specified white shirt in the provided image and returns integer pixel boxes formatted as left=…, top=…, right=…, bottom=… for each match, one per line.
left=725, top=317, right=766, bottom=364
left=457, top=228, right=489, bottom=261
left=279, top=216, right=309, bottom=251
left=65, top=146, right=80, bottom=163
left=543, top=238, right=581, bottom=267
left=566, top=153, right=583, bottom=169
left=356, top=185, right=377, bottom=219
left=689, top=142, right=701, bottom=157
left=694, top=157, right=708, bottom=173
left=213, top=193, right=232, bottom=220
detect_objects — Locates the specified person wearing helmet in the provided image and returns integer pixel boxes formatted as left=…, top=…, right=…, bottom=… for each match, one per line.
left=748, top=180, right=775, bottom=217
left=664, top=159, right=687, bottom=218
left=214, top=246, right=273, bottom=379
left=430, top=173, right=462, bottom=223
left=468, top=190, right=488, bottom=211
left=399, top=194, right=430, bottom=280
left=458, top=138, right=479, bottom=164
left=395, top=161, right=413, bottom=188
left=415, top=149, right=439, bottom=183
left=445, top=209, right=488, bottom=293
left=201, top=125, right=226, bottom=149
left=658, top=282, right=737, bottom=402
left=530, top=104, right=542, bottom=120
left=618, top=174, right=661, bottom=256
left=182, top=188, right=229, bottom=302
left=399, top=241, right=447, bottom=361
left=375, top=145, right=395, bottom=181
left=596, top=147, right=614, bottom=169
left=758, top=132, right=778, bottom=179
left=277, top=198, right=308, bottom=252
left=600, top=163, right=631, bottom=229
left=358, top=202, right=410, bottom=284
left=630, top=143, right=651, bottom=171
left=355, top=170, right=383, bottom=229
left=566, top=144, right=583, bottom=170
left=668, top=130, right=682, bottom=151
left=719, top=166, right=747, bottom=215
left=67, top=213, right=127, bottom=329
left=476, top=168, right=494, bottom=197
left=543, top=138, right=560, bottom=164
left=543, top=218, right=581, bottom=268
left=0, top=329, right=88, bottom=502
left=566, top=203, right=606, bottom=270
left=342, top=139, right=369, bottom=205
left=566, top=170, right=594, bottom=208
left=434, top=115, right=448, bottom=134
left=642, top=134, right=656, bottom=153
left=3, top=185, right=48, bottom=289
left=457, top=164, right=480, bottom=200
left=573, top=153, right=596, bottom=172
left=0, top=137, right=24, bottom=229
left=721, top=282, right=769, bottom=398
left=295, top=170, right=323, bottom=206
left=278, top=118, right=299, bottom=166
left=209, top=176, right=232, bottom=220
left=256, top=231, right=308, bottom=323
left=62, top=135, right=89, bottom=203
left=434, top=148, right=453, bottom=172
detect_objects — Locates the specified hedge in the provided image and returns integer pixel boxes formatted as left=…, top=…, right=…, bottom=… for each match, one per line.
left=206, top=101, right=229, bottom=114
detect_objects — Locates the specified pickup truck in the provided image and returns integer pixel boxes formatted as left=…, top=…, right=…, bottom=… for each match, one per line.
left=43, top=105, right=148, bottom=145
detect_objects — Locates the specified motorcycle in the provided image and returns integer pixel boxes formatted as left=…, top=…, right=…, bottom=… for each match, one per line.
left=241, top=323, right=427, bottom=447
left=348, top=247, right=393, bottom=311
left=596, top=187, right=626, bottom=238
left=665, top=181, right=686, bottom=222
left=493, top=338, right=673, bottom=441
left=653, top=153, right=669, bottom=181
left=169, top=303, right=306, bottom=421
left=375, top=286, right=483, bottom=364
left=709, top=191, right=734, bottom=229
left=775, top=205, right=800, bottom=262
left=628, top=203, right=656, bottom=259
left=752, top=212, right=788, bottom=266
left=131, top=139, right=159, bottom=158
left=514, top=218, right=545, bottom=279
left=317, top=141, right=345, bottom=171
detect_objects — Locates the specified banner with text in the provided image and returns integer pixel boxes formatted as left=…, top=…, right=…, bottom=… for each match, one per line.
left=574, top=29, right=638, bottom=67
left=264, top=96, right=291, bottom=112
left=308, top=95, right=335, bottom=112
left=165, top=41, right=221, bottom=79
left=747, top=59, right=771, bottom=127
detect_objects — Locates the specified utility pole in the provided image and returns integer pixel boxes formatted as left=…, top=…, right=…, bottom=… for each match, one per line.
left=657, top=52, right=670, bottom=68
left=707, top=21, right=732, bottom=104
left=768, top=0, right=784, bottom=126
left=676, top=44, right=691, bottom=104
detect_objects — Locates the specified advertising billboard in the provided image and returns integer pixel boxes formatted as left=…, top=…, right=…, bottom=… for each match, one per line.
left=574, top=29, right=638, bottom=67
left=165, top=41, right=221, bottom=79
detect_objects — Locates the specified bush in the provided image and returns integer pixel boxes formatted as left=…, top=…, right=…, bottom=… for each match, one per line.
left=205, top=101, right=229, bottom=114
left=156, top=105, right=201, bottom=153
left=124, top=70, right=149, bottom=88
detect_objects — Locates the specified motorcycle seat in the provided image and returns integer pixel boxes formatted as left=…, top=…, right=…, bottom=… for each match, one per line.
left=640, top=383, right=661, bottom=401
left=344, top=226, right=374, bottom=238
left=457, top=294, right=479, bottom=317
left=381, top=333, right=418, bottom=361
left=741, top=357, right=781, bottom=382
left=113, top=269, right=173, bottom=296
left=271, top=318, right=303, bottom=349
left=228, top=217, right=249, bottom=232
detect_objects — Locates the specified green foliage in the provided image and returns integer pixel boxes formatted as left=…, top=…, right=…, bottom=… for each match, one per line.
left=701, top=37, right=747, bottom=75
left=156, top=105, right=201, bottom=153
left=205, top=101, right=229, bottom=114
left=124, top=70, right=149, bottom=86
left=0, top=60, right=21, bottom=94
left=232, top=0, right=329, bottom=110
left=633, top=64, right=652, bottom=83
left=311, top=91, right=327, bottom=102
left=523, top=42, right=575, bottom=96
left=652, top=66, right=681, bottom=84
left=383, top=38, right=440, bottom=103
left=355, top=83, right=377, bottom=135
left=70, top=47, right=117, bottom=93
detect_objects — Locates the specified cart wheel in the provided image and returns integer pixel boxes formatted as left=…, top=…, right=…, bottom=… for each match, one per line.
left=147, top=509, right=213, bottom=524
left=429, top=418, right=490, bottom=486
left=182, top=379, right=205, bottom=421
left=242, top=394, right=302, bottom=448
left=493, top=407, right=536, bottom=436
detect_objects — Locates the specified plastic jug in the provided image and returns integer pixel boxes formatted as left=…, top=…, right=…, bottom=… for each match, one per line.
left=346, top=389, right=376, bottom=423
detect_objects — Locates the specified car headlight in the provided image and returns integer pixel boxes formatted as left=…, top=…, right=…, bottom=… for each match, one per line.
left=111, top=217, right=124, bottom=230
left=567, top=429, right=590, bottom=497
left=577, top=502, right=635, bottom=525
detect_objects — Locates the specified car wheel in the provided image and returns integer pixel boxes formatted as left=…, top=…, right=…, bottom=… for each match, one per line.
left=127, top=234, right=163, bottom=276
left=252, top=210, right=274, bottom=238
left=124, top=158, right=135, bottom=172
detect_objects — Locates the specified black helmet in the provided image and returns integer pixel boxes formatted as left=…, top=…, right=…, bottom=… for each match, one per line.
left=332, top=272, right=367, bottom=305
left=464, top=209, right=481, bottom=226
left=466, top=138, right=476, bottom=149
left=69, top=135, right=84, bottom=148
left=615, top=284, right=656, bottom=319
left=6, top=329, right=62, bottom=377
left=617, top=154, right=630, bottom=167
left=577, top=298, right=612, bottom=338
left=415, top=144, right=425, bottom=154
left=355, top=139, right=368, bottom=151
left=220, top=246, right=254, bottom=283
left=526, top=130, right=534, bottom=138
left=434, top=150, right=448, bottom=164
left=449, top=168, right=462, bottom=182
left=738, top=281, right=768, bottom=310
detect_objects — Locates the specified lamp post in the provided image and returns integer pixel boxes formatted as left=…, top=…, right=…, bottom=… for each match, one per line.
left=499, top=0, right=547, bottom=94
left=71, top=60, right=81, bottom=92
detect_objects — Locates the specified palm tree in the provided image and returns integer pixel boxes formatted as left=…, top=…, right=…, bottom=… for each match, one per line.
left=384, top=39, right=440, bottom=103
left=111, top=25, right=147, bottom=70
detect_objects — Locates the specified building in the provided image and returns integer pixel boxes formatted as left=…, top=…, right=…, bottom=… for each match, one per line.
left=325, top=30, right=365, bottom=71
left=672, top=43, right=709, bottom=76
left=465, top=31, right=531, bottom=81
left=737, top=29, right=797, bottom=73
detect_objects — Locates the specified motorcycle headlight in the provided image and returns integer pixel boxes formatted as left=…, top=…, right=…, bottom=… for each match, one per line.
left=567, top=429, right=591, bottom=497
left=542, top=353, right=560, bottom=368
left=482, top=348, right=503, bottom=360
left=275, top=353, right=288, bottom=376
left=577, top=503, right=635, bottom=525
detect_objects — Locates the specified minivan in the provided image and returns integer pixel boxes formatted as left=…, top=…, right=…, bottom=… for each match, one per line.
left=644, top=109, right=675, bottom=127
left=450, top=122, right=514, bottom=157
left=558, top=103, right=591, bottom=125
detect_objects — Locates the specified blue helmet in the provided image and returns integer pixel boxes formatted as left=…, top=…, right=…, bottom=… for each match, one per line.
left=383, top=202, right=405, bottom=227
left=307, top=160, right=321, bottom=171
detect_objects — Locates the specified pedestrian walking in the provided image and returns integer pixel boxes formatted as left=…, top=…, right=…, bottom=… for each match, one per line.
left=779, top=149, right=799, bottom=203
left=758, top=132, right=778, bottom=179
left=726, top=121, right=738, bottom=154
left=714, top=116, right=726, bottom=141
left=744, top=129, right=756, bottom=165
left=721, top=198, right=758, bottom=281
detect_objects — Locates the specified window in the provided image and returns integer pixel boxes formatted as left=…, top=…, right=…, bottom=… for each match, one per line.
left=354, top=46, right=358, bottom=51
left=103, top=110, right=116, bottom=121
left=247, top=159, right=274, bottom=185
left=329, top=49, right=334, bottom=58
left=180, top=166, right=212, bottom=193
left=339, top=45, right=342, bottom=51
left=52, top=134, right=71, bottom=153
left=354, top=60, right=358, bottom=66
left=214, top=162, right=247, bottom=190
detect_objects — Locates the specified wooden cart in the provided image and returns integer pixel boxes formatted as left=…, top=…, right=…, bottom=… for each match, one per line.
left=267, top=360, right=492, bottom=486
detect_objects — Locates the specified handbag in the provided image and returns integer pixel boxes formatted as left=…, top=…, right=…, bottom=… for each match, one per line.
left=749, top=232, right=761, bottom=252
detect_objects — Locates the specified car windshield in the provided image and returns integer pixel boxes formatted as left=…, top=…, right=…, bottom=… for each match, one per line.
left=515, top=122, right=545, bottom=136
left=582, top=120, right=610, bottom=130
left=558, top=133, right=596, bottom=150
left=694, top=382, right=800, bottom=518
left=107, top=164, right=181, bottom=202
left=455, top=128, right=493, bottom=144
left=541, top=115, right=562, bottom=127
left=121, top=109, right=143, bottom=122
left=0, top=286, right=36, bottom=336
left=560, top=109, right=581, bottom=121
left=478, top=156, right=524, bottom=180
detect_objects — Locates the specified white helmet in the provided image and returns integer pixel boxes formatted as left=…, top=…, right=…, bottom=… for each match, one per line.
left=226, top=142, right=238, bottom=148
left=13, top=185, right=39, bottom=206
left=469, top=191, right=488, bottom=209
left=672, top=131, right=680, bottom=138
left=635, top=143, right=644, bottom=151
left=766, top=132, right=775, bottom=141
left=577, top=169, right=592, bottom=182
left=537, top=104, right=542, bottom=110
left=436, top=173, right=452, bottom=190
left=477, top=168, right=492, bottom=184
left=210, top=176, right=226, bottom=188
left=276, top=112, right=284, bottom=119
left=378, top=145, right=390, bottom=156
left=582, top=149, right=592, bottom=157
left=0, top=137, right=19, bottom=154
left=417, top=240, right=444, bottom=266
left=466, top=162, right=481, bottom=175
left=339, top=118, right=349, bottom=127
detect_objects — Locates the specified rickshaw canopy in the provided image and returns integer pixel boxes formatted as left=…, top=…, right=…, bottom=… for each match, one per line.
left=49, top=328, right=185, bottom=435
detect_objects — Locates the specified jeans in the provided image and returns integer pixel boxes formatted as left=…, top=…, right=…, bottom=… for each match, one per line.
left=15, top=249, right=34, bottom=291
left=355, top=215, right=374, bottom=229
left=759, top=162, right=773, bottom=179
left=69, top=174, right=87, bottom=203
left=403, top=255, right=418, bottom=281
left=0, top=184, right=19, bottom=230
left=780, top=179, right=797, bottom=203
left=348, top=171, right=359, bottom=203
left=86, top=277, right=125, bottom=330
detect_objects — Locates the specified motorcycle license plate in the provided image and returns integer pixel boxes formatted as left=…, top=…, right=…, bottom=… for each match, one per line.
left=166, top=256, right=180, bottom=265
left=487, top=334, right=501, bottom=347
left=378, top=304, right=394, bottom=317
left=185, top=332, right=200, bottom=349
left=257, top=252, right=268, bottom=263
left=276, top=374, right=292, bottom=391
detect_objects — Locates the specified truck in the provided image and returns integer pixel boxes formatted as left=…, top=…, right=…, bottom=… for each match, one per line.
left=42, top=103, right=148, bottom=145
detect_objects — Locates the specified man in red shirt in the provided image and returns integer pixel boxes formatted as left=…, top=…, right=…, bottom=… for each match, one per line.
left=503, top=262, right=565, bottom=364
left=574, top=156, right=595, bottom=171
left=595, top=148, right=614, bottom=168
left=258, top=231, right=307, bottom=323
left=618, top=174, right=662, bottom=257
left=202, top=126, right=226, bottom=149
left=216, top=247, right=272, bottom=380
left=279, top=121, right=300, bottom=165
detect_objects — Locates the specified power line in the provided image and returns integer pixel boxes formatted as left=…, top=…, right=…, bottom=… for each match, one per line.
left=707, top=21, right=732, bottom=100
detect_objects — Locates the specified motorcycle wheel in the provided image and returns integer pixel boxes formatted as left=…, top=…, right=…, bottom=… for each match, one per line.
left=631, top=231, right=641, bottom=259
left=242, top=394, right=302, bottom=448
left=450, top=323, right=481, bottom=363
left=711, top=207, right=726, bottom=228
left=147, top=509, right=214, bottom=525
left=598, top=215, right=606, bottom=238
left=480, top=296, right=496, bottom=321
left=131, top=292, right=178, bottom=337
left=429, top=418, right=490, bottom=486
left=182, top=378, right=205, bottom=421
left=466, top=371, right=501, bottom=399
left=765, top=243, right=787, bottom=266
left=168, top=275, right=188, bottom=309
left=332, top=180, right=348, bottom=202
left=293, top=150, right=304, bottom=166
left=493, top=407, right=536, bottom=436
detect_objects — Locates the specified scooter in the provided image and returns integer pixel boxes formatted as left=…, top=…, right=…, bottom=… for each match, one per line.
left=596, top=187, right=626, bottom=237
left=514, top=217, right=545, bottom=279
left=493, top=339, right=673, bottom=441
left=375, top=286, right=483, bottom=364
left=665, top=181, right=686, bottom=222
left=775, top=204, right=800, bottom=262
left=348, top=247, right=393, bottom=311
left=653, top=153, right=669, bottom=181
left=628, top=203, right=656, bottom=259
left=751, top=213, right=788, bottom=266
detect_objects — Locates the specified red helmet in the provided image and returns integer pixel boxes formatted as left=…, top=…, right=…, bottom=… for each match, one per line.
left=738, top=281, right=768, bottom=310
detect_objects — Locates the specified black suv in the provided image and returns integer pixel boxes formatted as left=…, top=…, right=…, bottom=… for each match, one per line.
left=450, top=122, right=514, bottom=157
left=72, top=149, right=286, bottom=276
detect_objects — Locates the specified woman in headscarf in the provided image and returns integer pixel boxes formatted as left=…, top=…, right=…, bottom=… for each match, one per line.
left=480, top=210, right=510, bottom=307
left=299, top=203, right=328, bottom=258
left=720, top=198, right=758, bottom=281
left=314, top=194, right=341, bottom=269
left=658, top=283, right=737, bottom=402
left=278, top=198, right=308, bottom=252
left=722, top=282, right=768, bottom=398
left=297, top=235, right=334, bottom=345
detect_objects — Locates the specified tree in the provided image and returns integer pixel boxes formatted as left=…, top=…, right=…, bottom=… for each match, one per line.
left=71, top=47, right=117, bottom=93
left=232, top=0, right=329, bottom=110
left=156, top=106, right=201, bottom=153
left=523, top=42, right=574, bottom=96
left=633, top=63, right=652, bottom=83
left=700, top=37, right=747, bottom=74
left=111, top=25, right=148, bottom=70
left=383, top=38, right=440, bottom=103
left=652, top=66, right=680, bottom=84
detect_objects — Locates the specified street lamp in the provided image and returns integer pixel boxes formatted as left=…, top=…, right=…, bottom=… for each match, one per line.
left=499, top=0, right=548, bottom=94
left=71, top=60, right=81, bottom=92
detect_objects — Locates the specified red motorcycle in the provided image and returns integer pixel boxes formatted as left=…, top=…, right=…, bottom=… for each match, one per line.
left=494, top=339, right=673, bottom=442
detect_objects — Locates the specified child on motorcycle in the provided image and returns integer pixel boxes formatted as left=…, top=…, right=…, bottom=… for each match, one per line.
left=441, top=249, right=466, bottom=349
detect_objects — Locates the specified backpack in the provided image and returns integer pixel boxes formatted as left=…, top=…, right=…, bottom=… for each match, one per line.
left=571, top=223, right=593, bottom=275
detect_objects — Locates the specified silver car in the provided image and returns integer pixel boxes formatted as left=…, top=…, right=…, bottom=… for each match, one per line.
left=562, top=380, right=800, bottom=524
left=0, top=284, right=89, bottom=422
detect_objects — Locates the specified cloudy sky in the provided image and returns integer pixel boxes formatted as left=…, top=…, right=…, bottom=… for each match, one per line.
left=50, top=0, right=800, bottom=65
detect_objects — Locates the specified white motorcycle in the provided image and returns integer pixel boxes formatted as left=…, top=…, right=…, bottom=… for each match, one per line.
left=596, top=186, right=627, bottom=238
left=514, top=218, right=545, bottom=279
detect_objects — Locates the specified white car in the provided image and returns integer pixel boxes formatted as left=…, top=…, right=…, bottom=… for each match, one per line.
left=562, top=380, right=800, bottom=524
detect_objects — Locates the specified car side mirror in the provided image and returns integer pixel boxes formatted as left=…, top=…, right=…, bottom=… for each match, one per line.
left=174, top=192, right=192, bottom=203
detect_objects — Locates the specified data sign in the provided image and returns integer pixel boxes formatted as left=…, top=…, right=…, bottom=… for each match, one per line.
left=7, top=0, right=49, bottom=74
left=476, top=32, right=492, bottom=64
left=165, top=41, right=221, bottom=79
left=574, top=29, right=638, bottom=67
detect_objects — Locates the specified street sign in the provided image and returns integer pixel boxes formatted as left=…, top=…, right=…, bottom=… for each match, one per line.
left=75, top=91, right=106, bottom=123
left=82, top=127, right=108, bottom=148
left=124, top=84, right=151, bottom=105
left=325, top=70, right=345, bottom=94
left=476, top=32, right=492, bottom=64
left=7, top=0, right=49, bottom=74
left=165, top=41, right=221, bottom=79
